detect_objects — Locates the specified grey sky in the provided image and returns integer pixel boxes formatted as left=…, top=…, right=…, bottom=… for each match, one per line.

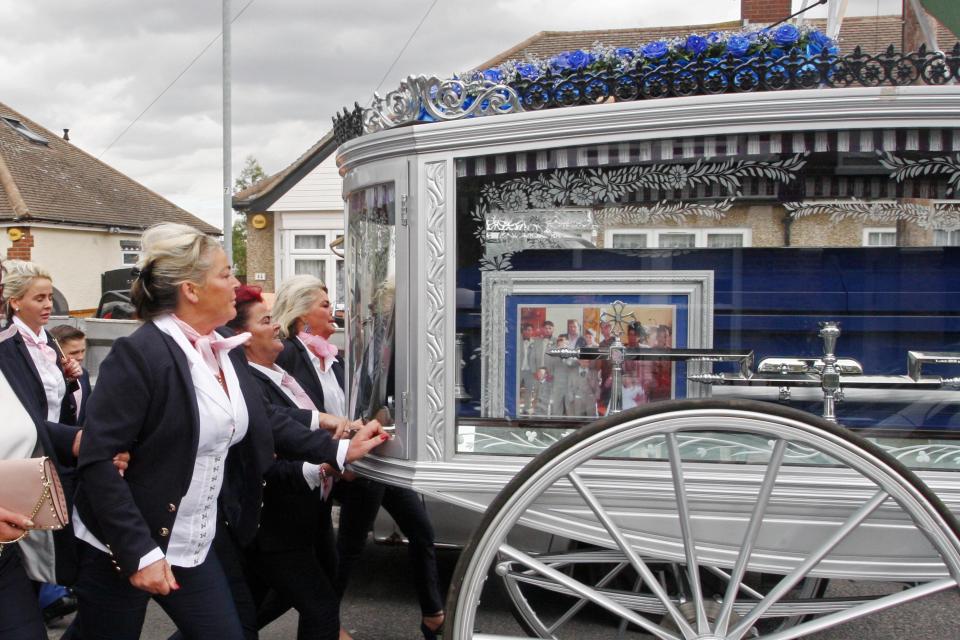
left=1, top=0, right=902, bottom=227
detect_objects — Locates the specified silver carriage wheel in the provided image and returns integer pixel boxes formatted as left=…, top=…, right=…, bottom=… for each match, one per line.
left=445, top=399, right=960, bottom=639
left=500, top=549, right=827, bottom=638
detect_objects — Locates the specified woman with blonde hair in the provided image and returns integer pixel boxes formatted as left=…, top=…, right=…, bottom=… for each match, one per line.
left=274, top=274, right=446, bottom=640
left=1, top=259, right=82, bottom=424
left=0, top=257, right=101, bottom=639
left=70, top=223, right=388, bottom=639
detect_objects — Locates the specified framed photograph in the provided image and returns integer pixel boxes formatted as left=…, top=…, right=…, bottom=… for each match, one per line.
left=480, top=270, right=714, bottom=418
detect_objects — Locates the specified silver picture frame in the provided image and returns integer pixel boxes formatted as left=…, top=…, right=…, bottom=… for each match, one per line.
left=480, top=269, right=715, bottom=417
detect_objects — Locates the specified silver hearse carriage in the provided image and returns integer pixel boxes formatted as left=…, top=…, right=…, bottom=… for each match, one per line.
left=334, top=35, right=960, bottom=639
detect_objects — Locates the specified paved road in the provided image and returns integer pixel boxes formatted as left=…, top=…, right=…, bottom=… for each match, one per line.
left=47, top=543, right=960, bottom=639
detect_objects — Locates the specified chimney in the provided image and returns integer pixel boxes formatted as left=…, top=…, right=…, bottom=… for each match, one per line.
left=742, top=0, right=792, bottom=24
left=62, top=129, right=70, bottom=141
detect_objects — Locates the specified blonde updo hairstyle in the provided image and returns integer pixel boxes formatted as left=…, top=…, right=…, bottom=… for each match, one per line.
left=1, top=259, right=53, bottom=319
left=131, top=223, right=221, bottom=320
left=272, top=274, right=328, bottom=339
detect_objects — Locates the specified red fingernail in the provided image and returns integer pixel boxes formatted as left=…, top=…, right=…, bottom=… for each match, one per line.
left=380, top=434, right=389, bottom=441
left=173, top=582, right=181, bottom=590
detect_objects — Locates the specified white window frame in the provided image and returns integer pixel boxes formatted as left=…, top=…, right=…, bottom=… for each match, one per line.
left=862, top=227, right=897, bottom=247
left=283, top=229, right=345, bottom=310
left=120, top=240, right=141, bottom=268
left=933, top=228, right=960, bottom=246
left=604, top=227, right=752, bottom=249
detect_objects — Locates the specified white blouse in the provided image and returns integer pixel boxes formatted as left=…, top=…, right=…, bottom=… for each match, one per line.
left=13, top=316, right=66, bottom=422
left=74, top=315, right=250, bottom=570
left=0, top=368, right=38, bottom=461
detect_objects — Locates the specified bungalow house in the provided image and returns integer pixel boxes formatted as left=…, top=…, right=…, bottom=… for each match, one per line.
left=233, top=132, right=345, bottom=307
left=0, top=100, right=220, bottom=315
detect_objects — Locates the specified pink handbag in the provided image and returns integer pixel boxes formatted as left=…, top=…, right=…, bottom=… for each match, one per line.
left=0, top=457, right=69, bottom=544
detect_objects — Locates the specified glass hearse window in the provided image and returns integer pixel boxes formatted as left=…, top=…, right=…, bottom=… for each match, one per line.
left=346, top=182, right=396, bottom=425
left=454, top=130, right=960, bottom=465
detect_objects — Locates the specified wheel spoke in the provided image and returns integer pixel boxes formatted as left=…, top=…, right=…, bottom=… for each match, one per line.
left=567, top=470, right=698, bottom=639
left=759, top=578, right=956, bottom=640
left=545, top=562, right=629, bottom=633
left=704, top=565, right=765, bottom=600
left=714, top=438, right=787, bottom=635
left=728, top=489, right=889, bottom=640
left=666, top=432, right=710, bottom=635
left=617, top=574, right=645, bottom=638
left=499, top=543, right=683, bottom=640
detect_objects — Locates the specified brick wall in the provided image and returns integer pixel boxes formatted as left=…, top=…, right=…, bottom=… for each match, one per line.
left=741, top=0, right=791, bottom=24
left=245, top=212, right=276, bottom=293
left=5, top=227, right=34, bottom=261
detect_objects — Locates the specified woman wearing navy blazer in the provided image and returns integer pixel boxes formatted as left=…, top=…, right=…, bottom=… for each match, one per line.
left=0, top=260, right=83, bottom=426
left=227, top=284, right=347, bottom=640
left=272, top=275, right=445, bottom=640
left=70, top=224, right=388, bottom=640
left=0, top=258, right=120, bottom=638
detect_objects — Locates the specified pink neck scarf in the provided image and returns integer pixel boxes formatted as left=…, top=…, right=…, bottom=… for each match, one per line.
left=16, top=324, right=58, bottom=364
left=298, top=332, right=338, bottom=372
left=171, top=315, right=251, bottom=380
left=280, top=370, right=318, bottom=411
left=0, top=324, right=18, bottom=344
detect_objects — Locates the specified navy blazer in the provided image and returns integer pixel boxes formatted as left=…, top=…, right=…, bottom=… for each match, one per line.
left=247, top=365, right=326, bottom=552
left=0, top=338, right=82, bottom=584
left=2, top=330, right=79, bottom=425
left=276, top=336, right=344, bottom=414
left=75, top=321, right=343, bottom=575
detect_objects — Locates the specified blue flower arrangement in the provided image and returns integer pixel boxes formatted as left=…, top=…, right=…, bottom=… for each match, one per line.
left=474, top=25, right=838, bottom=83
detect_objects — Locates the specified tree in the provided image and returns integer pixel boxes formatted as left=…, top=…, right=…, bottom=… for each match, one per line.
left=232, top=218, right=247, bottom=277
left=232, top=156, right=267, bottom=278
left=234, top=155, right=267, bottom=194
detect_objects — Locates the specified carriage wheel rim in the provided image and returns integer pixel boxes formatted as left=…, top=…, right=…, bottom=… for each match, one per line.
left=446, top=399, right=960, bottom=639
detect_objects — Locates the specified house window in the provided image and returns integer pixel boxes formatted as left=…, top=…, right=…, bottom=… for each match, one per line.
left=604, top=228, right=751, bottom=249
left=706, top=232, right=745, bottom=248
left=120, top=240, right=142, bottom=267
left=658, top=233, right=697, bottom=248
left=863, top=228, right=897, bottom=247
left=1, top=117, right=48, bottom=145
left=284, top=230, right=345, bottom=309
left=933, top=229, right=960, bottom=246
left=610, top=232, right=648, bottom=249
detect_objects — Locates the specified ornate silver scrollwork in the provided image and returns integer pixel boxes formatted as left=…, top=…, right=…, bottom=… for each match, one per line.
left=363, top=75, right=523, bottom=134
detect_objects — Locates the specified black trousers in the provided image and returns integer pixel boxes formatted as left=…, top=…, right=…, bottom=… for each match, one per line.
left=71, top=535, right=247, bottom=640
left=0, top=546, right=47, bottom=640
left=336, top=478, right=444, bottom=615
left=250, top=495, right=340, bottom=639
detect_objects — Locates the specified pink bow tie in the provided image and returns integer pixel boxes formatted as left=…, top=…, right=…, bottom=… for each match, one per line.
left=298, top=332, right=338, bottom=371
left=172, top=315, right=251, bottom=380
left=18, top=327, right=58, bottom=364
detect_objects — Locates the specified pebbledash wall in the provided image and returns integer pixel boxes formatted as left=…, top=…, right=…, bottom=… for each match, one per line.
left=0, top=225, right=142, bottom=313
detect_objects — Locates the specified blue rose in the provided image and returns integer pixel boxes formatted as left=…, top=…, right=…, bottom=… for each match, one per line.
left=615, top=46, right=635, bottom=59
left=515, top=62, right=539, bottom=80
left=772, top=23, right=800, bottom=46
left=565, top=49, right=592, bottom=70
left=769, top=47, right=786, bottom=59
left=482, top=68, right=503, bottom=83
left=707, top=31, right=721, bottom=43
left=685, top=34, right=708, bottom=56
left=726, top=35, right=750, bottom=56
left=549, top=52, right=571, bottom=72
left=641, top=40, right=669, bottom=59
left=806, top=30, right=833, bottom=54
